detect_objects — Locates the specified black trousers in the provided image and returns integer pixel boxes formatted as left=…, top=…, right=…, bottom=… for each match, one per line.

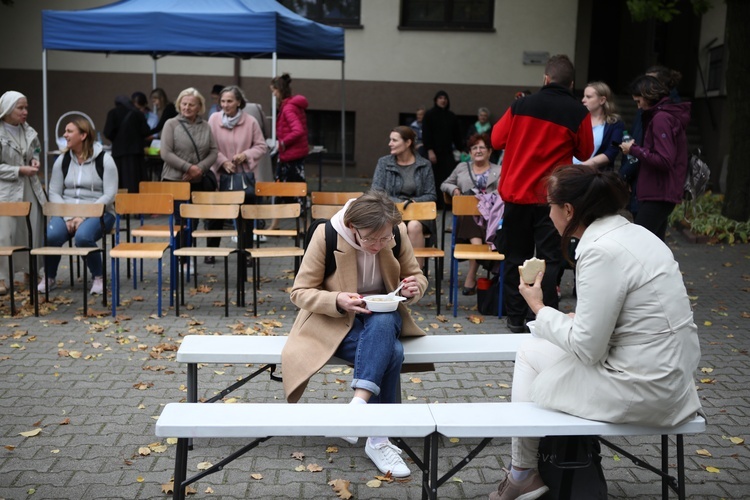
left=501, top=202, right=562, bottom=323
left=635, top=200, right=675, bottom=241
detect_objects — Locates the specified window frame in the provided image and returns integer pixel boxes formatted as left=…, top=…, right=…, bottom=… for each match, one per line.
left=399, top=0, right=495, bottom=32
left=278, top=0, right=362, bottom=28
left=305, top=109, right=356, bottom=164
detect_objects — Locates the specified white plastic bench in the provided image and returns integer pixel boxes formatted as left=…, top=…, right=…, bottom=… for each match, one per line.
left=155, top=401, right=705, bottom=500
left=176, top=333, right=530, bottom=404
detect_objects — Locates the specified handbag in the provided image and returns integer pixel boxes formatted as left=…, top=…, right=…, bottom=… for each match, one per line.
left=537, top=435, right=608, bottom=500
left=219, top=171, right=255, bottom=197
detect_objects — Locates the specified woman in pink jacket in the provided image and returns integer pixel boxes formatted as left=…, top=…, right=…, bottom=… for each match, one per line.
left=208, top=86, right=267, bottom=256
left=270, top=73, right=309, bottom=184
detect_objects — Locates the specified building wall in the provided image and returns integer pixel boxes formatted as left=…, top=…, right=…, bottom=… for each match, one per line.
left=2, top=0, right=580, bottom=179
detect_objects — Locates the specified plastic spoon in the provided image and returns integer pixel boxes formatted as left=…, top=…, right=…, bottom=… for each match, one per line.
left=386, top=281, right=405, bottom=300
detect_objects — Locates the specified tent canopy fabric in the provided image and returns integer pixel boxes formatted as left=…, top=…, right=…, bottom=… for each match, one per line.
left=41, top=0, right=345, bottom=60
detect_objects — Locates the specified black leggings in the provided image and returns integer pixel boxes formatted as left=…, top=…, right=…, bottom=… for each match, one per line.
left=635, top=201, right=675, bottom=241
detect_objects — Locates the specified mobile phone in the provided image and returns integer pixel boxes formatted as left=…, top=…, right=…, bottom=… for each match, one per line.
left=611, top=141, right=621, bottom=147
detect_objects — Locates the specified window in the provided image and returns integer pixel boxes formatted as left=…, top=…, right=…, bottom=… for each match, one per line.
left=707, top=45, right=724, bottom=93
left=278, top=0, right=361, bottom=27
left=400, top=0, right=494, bottom=30
left=306, top=110, right=355, bottom=163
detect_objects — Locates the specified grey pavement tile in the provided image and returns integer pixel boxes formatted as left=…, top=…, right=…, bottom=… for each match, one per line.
left=1, top=214, right=748, bottom=499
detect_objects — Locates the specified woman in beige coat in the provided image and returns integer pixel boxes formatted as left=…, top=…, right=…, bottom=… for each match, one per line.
left=282, top=191, right=427, bottom=479
left=490, top=165, right=702, bottom=500
left=0, top=91, right=46, bottom=296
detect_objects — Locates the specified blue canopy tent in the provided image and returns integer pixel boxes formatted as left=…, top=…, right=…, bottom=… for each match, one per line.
left=40, top=0, right=346, bottom=180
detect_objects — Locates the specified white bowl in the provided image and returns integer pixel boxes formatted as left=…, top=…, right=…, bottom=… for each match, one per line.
left=362, top=294, right=406, bottom=312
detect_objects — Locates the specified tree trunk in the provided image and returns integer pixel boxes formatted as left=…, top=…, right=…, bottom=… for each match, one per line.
left=722, top=0, right=750, bottom=221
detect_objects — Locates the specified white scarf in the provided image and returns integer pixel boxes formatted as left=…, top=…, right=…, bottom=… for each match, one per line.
left=221, top=110, right=242, bottom=130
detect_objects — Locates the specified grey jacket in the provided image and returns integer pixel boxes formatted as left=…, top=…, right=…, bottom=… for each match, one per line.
left=440, top=161, right=500, bottom=196
left=160, top=115, right=218, bottom=182
left=48, top=143, right=119, bottom=216
left=371, top=154, right=436, bottom=203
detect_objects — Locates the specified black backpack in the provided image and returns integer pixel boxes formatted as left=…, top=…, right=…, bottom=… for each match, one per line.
left=538, top=435, right=608, bottom=500
left=303, top=219, right=401, bottom=279
left=61, top=150, right=105, bottom=180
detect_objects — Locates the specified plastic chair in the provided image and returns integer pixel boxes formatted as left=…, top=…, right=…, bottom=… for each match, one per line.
left=31, top=202, right=106, bottom=317
left=110, top=193, right=175, bottom=317
left=449, top=195, right=505, bottom=318
left=397, top=201, right=445, bottom=315
left=0, top=202, right=35, bottom=316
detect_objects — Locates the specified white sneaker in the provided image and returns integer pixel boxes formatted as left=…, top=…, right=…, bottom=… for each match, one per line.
left=90, top=276, right=104, bottom=295
left=254, top=234, right=267, bottom=243
left=341, top=436, right=359, bottom=445
left=38, top=277, right=57, bottom=293
left=365, top=439, right=411, bottom=478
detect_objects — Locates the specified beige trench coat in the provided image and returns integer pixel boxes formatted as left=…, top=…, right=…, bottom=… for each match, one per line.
left=282, top=223, right=428, bottom=403
left=531, top=215, right=702, bottom=427
left=0, top=123, right=46, bottom=280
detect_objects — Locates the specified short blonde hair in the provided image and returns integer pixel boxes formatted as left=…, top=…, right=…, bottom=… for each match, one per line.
left=175, top=87, right=206, bottom=116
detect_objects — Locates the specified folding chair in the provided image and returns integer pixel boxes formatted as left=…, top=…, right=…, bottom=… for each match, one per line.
left=440, top=192, right=453, bottom=250
left=397, top=201, right=445, bottom=315
left=449, top=195, right=505, bottom=318
left=31, top=202, right=106, bottom=317
left=240, top=203, right=305, bottom=315
left=110, top=193, right=175, bottom=317
left=0, top=201, right=34, bottom=316
left=173, top=203, right=240, bottom=317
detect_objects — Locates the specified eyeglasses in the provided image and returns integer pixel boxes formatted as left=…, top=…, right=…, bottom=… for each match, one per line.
left=470, top=145, right=488, bottom=151
left=355, top=228, right=395, bottom=245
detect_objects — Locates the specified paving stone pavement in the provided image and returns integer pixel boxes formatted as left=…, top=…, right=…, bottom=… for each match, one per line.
left=1, top=213, right=748, bottom=500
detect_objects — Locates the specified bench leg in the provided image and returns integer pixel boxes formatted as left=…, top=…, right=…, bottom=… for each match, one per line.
left=676, top=434, right=686, bottom=500
left=173, top=438, right=189, bottom=500
left=662, top=435, right=669, bottom=499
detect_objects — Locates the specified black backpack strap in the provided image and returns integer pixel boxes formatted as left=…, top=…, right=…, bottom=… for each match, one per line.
left=61, top=150, right=105, bottom=180
left=61, top=150, right=72, bottom=179
left=324, top=220, right=338, bottom=278
left=95, top=151, right=105, bottom=180
left=392, top=224, right=402, bottom=258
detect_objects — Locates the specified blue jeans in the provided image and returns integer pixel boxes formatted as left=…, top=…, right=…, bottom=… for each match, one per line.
left=44, top=213, right=115, bottom=278
left=334, top=311, right=404, bottom=404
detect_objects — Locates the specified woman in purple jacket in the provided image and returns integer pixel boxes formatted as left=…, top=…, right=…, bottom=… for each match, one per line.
left=270, top=73, right=309, bottom=185
left=621, top=75, right=690, bottom=241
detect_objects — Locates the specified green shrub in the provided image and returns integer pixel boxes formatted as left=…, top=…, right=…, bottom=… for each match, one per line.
left=668, top=193, right=750, bottom=244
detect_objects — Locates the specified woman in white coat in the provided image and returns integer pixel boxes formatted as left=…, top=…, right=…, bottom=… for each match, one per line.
left=0, top=91, right=46, bottom=296
left=489, top=164, right=702, bottom=500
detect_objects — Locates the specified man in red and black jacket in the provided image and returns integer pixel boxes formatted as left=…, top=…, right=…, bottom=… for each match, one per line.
left=491, top=54, right=594, bottom=333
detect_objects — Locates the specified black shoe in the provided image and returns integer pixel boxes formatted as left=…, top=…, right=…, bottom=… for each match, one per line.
left=203, top=256, right=215, bottom=264
left=462, top=285, right=477, bottom=296
left=506, top=318, right=527, bottom=333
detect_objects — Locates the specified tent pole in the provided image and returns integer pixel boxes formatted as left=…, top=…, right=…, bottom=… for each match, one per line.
left=152, top=57, right=157, bottom=89
left=341, top=61, right=346, bottom=180
left=42, top=49, right=49, bottom=192
left=271, top=52, right=277, bottom=144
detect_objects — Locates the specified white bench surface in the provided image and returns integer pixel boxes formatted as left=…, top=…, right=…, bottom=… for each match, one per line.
left=427, top=402, right=706, bottom=438
left=176, top=333, right=530, bottom=364
left=155, top=402, right=436, bottom=439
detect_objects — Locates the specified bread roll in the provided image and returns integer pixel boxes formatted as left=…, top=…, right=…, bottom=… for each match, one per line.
left=518, top=258, right=546, bottom=284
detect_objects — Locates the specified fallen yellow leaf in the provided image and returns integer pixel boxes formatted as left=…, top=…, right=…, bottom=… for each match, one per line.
left=167, top=437, right=178, bottom=445
left=138, top=447, right=151, bottom=456
left=449, top=437, right=460, bottom=443
left=700, top=367, right=714, bottom=373
left=294, top=464, right=306, bottom=472
left=696, top=449, right=712, bottom=457
left=307, top=463, right=323, bottom=472
left=366, top=479, right=382, bottom=488
left=250, top=473, right=263, bottom=480
left=197, top=461, right=213, bottom=470
left=730, top=437, right=745, bottom=445
left=704, top=321, right=712, bottom=326
left=329, top=478, right=353, bottom=499
left=19, top=428, right=42, bottom=437
left=705, top=466, right=720, bottom=473
left=136, top=476, right=145, bottom=483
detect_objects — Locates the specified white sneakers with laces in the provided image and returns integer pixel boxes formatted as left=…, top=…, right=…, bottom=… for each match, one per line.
left=90, top=276, right=104, bottom=295
left=364, top=438, right=411, bottom=478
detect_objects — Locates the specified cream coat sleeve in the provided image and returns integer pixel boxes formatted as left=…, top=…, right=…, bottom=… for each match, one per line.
left=535, top=244, right=627, bottom=365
